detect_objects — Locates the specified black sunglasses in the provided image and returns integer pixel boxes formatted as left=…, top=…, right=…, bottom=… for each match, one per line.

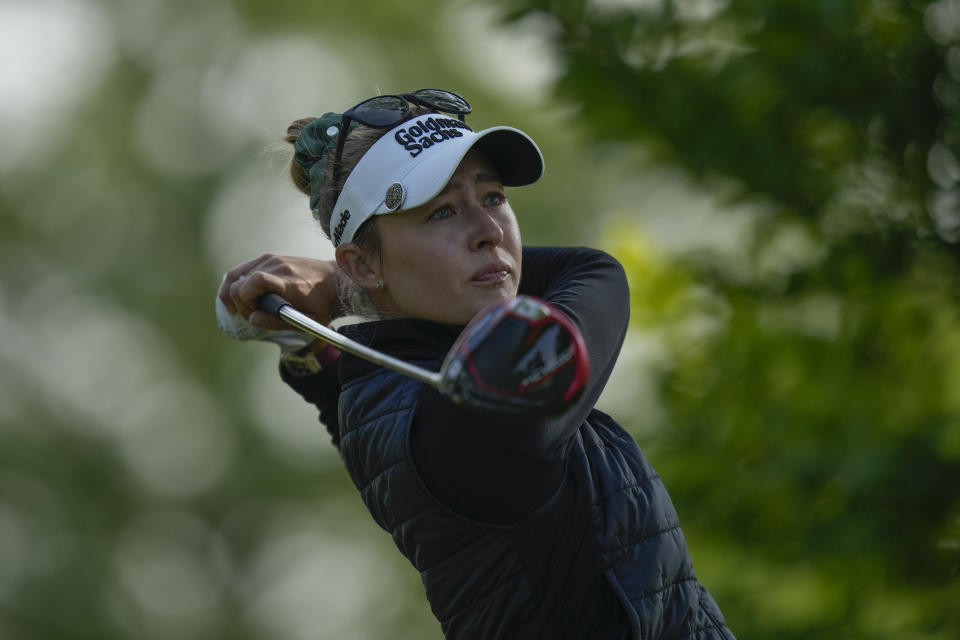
left=332, top=89, right=471, bottom=184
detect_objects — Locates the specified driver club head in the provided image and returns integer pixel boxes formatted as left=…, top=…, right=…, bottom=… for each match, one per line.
left=439, top=295, right=589, bottom=418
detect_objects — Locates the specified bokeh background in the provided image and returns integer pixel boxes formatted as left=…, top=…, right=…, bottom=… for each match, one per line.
left=3, top=0, right=960, bottom=637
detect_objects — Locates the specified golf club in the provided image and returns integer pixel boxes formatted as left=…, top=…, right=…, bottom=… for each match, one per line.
left=258, top=293, right=589, bottom=417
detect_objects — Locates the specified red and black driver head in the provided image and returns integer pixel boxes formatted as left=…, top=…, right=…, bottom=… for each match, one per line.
left=439, top=295, right=589, bottom=418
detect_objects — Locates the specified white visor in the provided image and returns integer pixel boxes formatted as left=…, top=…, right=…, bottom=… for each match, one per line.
left=328, top=113, right=543, bottom=246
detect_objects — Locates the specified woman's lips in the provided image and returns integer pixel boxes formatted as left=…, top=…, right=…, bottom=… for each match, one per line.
left=472, top=264, right=511, bottom=283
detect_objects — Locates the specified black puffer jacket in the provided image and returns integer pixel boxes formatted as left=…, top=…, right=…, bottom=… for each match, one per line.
left=285, top=247, right=735, bottom=639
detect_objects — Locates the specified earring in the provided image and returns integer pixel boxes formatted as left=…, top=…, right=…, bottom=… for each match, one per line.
left=374, top=280, right=383, bottom=290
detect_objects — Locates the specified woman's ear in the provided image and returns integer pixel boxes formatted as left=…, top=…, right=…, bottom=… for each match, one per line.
left=335, top=243, right=381, bottom=290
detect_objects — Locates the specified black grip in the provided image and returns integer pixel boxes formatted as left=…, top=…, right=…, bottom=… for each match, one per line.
left=257, top=293, right=290, bottom=317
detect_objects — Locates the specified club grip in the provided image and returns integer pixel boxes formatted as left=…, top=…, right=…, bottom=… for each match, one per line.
left=257, top=293, right=290, bottom=317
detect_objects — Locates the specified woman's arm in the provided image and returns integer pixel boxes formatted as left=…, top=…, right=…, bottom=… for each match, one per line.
left=218, top=254, right=346, bottom=445
left=279, top=349, right=343, bottom=447
left=519, top=245, right=630, bottom=400
left=507, top=245, right=631, bottom=456
left=217, top=253, right=342, bottom=330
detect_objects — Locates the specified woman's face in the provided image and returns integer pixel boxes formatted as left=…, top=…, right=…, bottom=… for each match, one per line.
left=372, top=149, right=522, bottom=325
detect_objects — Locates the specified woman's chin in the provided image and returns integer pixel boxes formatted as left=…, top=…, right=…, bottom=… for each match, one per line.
left=397, top=285, right=519, bottom=325
left=462, top=290, right=514, bottom=320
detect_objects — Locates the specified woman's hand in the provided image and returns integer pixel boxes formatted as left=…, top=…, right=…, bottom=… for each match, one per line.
left=217, top=254, right=342, bottom=331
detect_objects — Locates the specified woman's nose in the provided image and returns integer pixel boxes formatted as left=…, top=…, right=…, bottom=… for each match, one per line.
left=469, top=205, right=505, bottom=250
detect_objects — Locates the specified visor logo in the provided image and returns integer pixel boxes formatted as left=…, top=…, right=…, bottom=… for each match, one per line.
left=385, top=183, right=404, bottom=211
left=333, top=209, right=350, bottom=245
left=394, top=116, right=471, bottom=157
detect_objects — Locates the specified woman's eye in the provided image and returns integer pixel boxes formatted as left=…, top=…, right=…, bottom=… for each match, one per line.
left=484, top=192, right=506, bottom=207
left=430, top=205, right=454, bottom=220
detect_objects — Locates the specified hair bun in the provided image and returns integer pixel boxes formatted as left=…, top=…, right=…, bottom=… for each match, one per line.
left=285, top=117, right=317, bottom=144
left=286, top=112, right=342, bottom=198
left=293, top=113, right=342, bottom=168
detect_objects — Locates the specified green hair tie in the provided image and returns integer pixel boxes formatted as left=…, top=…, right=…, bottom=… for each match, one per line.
left=293, top=112, right=349, bottom=214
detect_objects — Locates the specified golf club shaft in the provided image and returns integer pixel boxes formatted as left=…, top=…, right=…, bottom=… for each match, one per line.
left=259, top=293, right=443, bottom=388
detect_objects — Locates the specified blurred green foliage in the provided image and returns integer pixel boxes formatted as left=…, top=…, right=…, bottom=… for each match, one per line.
left=3, top=0, right=960, bottom=638
left=496, top=0, right=960, bottom=637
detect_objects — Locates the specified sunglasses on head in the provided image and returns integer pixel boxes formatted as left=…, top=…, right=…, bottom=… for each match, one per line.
left=332, top=89, right=472, bottom=184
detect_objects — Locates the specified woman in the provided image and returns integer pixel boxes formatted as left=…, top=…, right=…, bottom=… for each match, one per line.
left=218, top=89, right=735, bottom=639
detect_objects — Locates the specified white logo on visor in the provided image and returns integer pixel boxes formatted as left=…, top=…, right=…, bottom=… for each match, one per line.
left=332, top=210, right=350, bottom=245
